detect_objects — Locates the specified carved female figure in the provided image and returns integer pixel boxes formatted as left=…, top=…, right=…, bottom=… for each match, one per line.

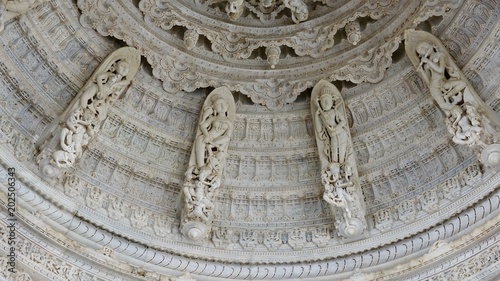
left=181, top=87, right=234, bottom=241
left=80, top=60, right=130, bottom=118
left=315, top=88, right=349, bottom=164
left=194, top=96, right=233, bottom=170
left=415, top=42, right=467, bottom=113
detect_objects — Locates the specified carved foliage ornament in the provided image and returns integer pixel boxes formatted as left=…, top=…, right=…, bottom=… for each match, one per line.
left=311, top=80, right=366, bottom=238
left=77, top=0, right=460, bottom=109
left=137, top=0, right=397, bottom=60
left=37, top=47, right=141, bottom=178
left=405, top=30, right=500, bottom=167
left=181, top=87, right=236, bottom=241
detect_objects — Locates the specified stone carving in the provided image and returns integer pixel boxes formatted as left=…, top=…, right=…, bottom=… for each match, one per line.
left=345, top=20, right=361, bottom=45
left=405, top=30, right=500, bottom=167
left=225, top=0, right=244, bottom=21
left=265, top=46, right=280, bottom=69
left=36, top=47, right=140, bottom=178
left=108, top=197, right=125, bottom=220
left=83, top=0, right=453, bottom=109
left=283, top=0, right=308, bottom=24
left=0, top=0, right=44, bottom=32
left=313, top=87, right=349, bottom=165
left=311, top=80, right=366, bottom=238
left=183, top=29, right=199, bottom=50
left=181, top=87, right=235, bottom=241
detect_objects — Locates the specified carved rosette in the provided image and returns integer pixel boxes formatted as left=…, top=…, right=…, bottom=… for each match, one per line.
left=181, top=87, right=236, bottom=241
left=311, top=80, right=366, bottom=238
left=36, top=47, right=141, bottom=178
left=405, top=30, right=500, bottom=167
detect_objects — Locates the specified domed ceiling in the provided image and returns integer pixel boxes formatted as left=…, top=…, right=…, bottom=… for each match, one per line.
left=0, top=0, right=499, bottom=280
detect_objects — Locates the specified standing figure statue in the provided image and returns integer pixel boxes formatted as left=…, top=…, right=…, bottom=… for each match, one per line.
left=181, top=87, right=235, bottom=241
left=311, top=80, right=367, bottom=239
left=314, top=87, right=349, bottom=164
left=195, top=95, right=233, bottom=171
left=80, top=60, right=131, bottom=120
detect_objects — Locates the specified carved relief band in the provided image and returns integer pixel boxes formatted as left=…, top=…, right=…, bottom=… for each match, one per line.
left=36, top=47, right=141, bottom=178
left=405, top=30, right=500, bottom=167
left=0, top=0, right=46, bottom=32
left=311, top=80, right=367, bottom=239
left=181, top=87, right=235, bottom=241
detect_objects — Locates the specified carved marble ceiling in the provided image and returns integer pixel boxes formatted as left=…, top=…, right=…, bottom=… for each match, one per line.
left=0, top=0, right=499, bottom=281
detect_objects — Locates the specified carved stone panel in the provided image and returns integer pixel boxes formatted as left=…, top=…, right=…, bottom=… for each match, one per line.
left=180, top=86, right=236, bottom=241
left=311, top=80, right=367, bottom=238
left=405, top=30, right=500, bottom=167
left=36, top=47, right=141, bottom=178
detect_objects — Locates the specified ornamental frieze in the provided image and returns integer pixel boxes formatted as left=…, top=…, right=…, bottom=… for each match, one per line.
left=77, top=0, right=460, bottom=109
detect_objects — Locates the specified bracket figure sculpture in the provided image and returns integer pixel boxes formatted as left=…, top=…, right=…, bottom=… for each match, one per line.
left=36, top=47, right=141, bottom=179
left=311, top=80, right=366, bottom=239
left=405, top=30, right=500, bottom=167
left=0, top=0, right=45, bottom=32
left=181, top=87, right=235, bottom=241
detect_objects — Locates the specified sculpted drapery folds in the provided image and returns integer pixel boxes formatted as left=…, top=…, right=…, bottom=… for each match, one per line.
left=181, top=87, right=235, bottom=241
left=314, top=87, right=349, bottom=165
left=37, top=47, right=141, bottom=178
left=405, top=30, right=500, bottom=167
left=414, top=41, right=467, bottom=113
left=311, top=80, right=367, bottom=239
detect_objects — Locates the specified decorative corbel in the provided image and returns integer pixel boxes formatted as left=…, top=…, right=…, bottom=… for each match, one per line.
left=180, top=86, right=235, bottom=241
left=405, top=30, right=500, bottom=167
left=311, top=80, right=367, bottom=239
left=36, top=47, right=141, bottom=178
